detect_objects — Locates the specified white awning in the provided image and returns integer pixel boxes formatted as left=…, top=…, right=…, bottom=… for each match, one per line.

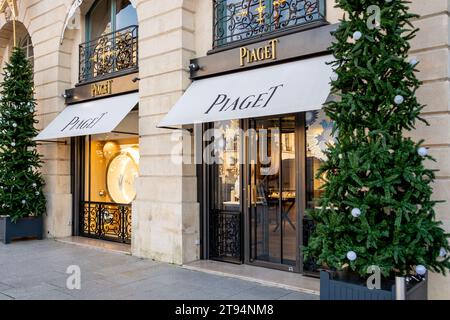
left=158, top=55, right=333, bottom=127
left=35, top=92, right=139, bottom=140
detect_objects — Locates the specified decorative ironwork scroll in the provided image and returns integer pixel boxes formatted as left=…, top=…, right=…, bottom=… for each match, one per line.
left=210, top=210, right=242, bottom=262
left=213, top=0, right=325, bottom=47
left=80, top=201, right=132, bottom=244
left=79, top=25, right=138, bottom=83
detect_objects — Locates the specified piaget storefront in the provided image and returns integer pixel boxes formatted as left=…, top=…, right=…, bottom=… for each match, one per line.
left=160, top=10, right=338, bottom=273
left=36, top=0, right=139, bottom=244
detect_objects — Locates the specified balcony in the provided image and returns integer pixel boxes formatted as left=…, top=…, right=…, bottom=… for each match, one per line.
left=213, top=0, right=326, bottom=49
left=79, top=25, right=138, bottom=84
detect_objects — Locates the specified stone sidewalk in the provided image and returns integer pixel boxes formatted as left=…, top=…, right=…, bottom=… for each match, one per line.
left=0, top=240, right=318, bottom=300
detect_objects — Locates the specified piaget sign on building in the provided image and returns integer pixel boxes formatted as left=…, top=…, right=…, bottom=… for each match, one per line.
left=91, top=79, right=113, bottom=98
left=239, top=39, right=279, bottom=67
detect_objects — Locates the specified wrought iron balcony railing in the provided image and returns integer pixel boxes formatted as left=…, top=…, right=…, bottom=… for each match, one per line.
left=80, top=201, right=132, bottom=244
left=213, top=0, right=326, bottom=48
left=79, top=25, right=138, bottom=83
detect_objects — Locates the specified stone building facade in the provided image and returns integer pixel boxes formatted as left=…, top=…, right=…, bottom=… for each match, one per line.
left=0, top=0, right=448, bottom=299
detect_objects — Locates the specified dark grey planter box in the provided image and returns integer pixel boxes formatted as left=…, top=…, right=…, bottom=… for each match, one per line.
left=320, top=270, right=427, bottom=300
left=0, top=216, right=43, bottom=244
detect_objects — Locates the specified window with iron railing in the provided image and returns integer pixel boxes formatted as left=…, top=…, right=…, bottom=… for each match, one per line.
left=79, top=25, right=138, bottom=83
left=79, top=0, right=138, bottom=83
left=213, top=0, right=326, bottom=48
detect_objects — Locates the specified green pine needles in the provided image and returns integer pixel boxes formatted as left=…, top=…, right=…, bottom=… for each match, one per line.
left=0, top=47, right=46, bottom=222
left=304, top=0, right=450, bottom=278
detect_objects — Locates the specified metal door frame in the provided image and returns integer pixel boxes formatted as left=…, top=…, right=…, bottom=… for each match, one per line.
left=201, top=114, right=307, bottom=273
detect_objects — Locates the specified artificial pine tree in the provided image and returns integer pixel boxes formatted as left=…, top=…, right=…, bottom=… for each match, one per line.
left=305, top=0, right=450, bottom=279
left=0, top=47, right=46, bottom=222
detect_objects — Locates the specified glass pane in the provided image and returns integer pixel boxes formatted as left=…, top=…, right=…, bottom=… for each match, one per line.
left=212, top=120, right=241, bottom=212
left=90, top=0, right=112, bottom=40
left=116, top=0, right=138, bottom=30
left=281, top=116, right=296, bottom=266
left=85, top=133, right=139, bottom=204
left=253, top=118, right=281, bottom=264
left=306, top=109, right=336, bottom=209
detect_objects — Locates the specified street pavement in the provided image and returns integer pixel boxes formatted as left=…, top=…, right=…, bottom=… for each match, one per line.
left=0, top=240, right=318, bottom=300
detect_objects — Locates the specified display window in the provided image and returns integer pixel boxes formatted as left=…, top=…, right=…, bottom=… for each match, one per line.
left=85, top=134, right=139, bottom=205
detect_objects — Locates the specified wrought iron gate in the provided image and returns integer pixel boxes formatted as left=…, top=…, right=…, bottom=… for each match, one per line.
left=209, top=210, right=242, bottom=263
left=80, top=201, right=132, bottom=244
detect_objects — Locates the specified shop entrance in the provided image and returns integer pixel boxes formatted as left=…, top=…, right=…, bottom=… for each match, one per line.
left=248, top=116, right=301, bottom=271
left=206, top=111, right=332, bottom=273
left=207, top=115, right=301, bottom=271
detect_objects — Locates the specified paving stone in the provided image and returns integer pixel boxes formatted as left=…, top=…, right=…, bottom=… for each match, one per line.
left=0, top=240, right=318, bottom=300
left=0, top=293, right=14, bottom=300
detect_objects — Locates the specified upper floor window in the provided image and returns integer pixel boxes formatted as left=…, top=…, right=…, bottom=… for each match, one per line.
left=87, top=0, right=138, bottom=41
left=19, top=35, right=34, bottom=69
left=213, top=0, right=326, bottom=48
left=80, top=0, right=138, bottom=83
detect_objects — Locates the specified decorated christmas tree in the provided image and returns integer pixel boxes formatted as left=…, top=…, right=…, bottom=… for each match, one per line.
left=0, top=47, right=46, bottom=222
left=305, top=0, right=450, bottom=279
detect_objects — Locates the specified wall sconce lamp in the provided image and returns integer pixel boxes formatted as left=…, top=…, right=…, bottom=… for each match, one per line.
left=188, top=62, right=200, bottom=72
left=61, top=92, right=72, bottom=99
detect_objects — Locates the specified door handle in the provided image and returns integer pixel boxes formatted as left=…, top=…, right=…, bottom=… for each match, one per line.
left=252, top=184, right=257, bottom=206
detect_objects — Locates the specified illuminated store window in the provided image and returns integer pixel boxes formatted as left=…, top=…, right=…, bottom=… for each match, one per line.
left=81, top=120, right=139, bottom=244
left=85, top=134, right=139, bottom=205
left=306, top=109, right=336, bottom=209
left=211, top=120, right=242, bottom=212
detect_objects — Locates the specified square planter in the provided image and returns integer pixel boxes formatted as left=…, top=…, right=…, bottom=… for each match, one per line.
left=0, top=216, right=43, bottom=244
left=320, top=270, right=427, bottom=300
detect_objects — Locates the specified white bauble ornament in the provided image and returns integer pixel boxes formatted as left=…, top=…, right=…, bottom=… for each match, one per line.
left=417, top=147, right=428, bottom=157
left=409, top=57, right=418, bottom=66
left=338, top=154, right=343, bottom=159
left=21, top=200, right=26, bottom=205
left=353, top=31, right=362, bottom=41
left=351, top=208, right=362, bottom=218
left=347, top=251, right=357, bottom=261
left=11, top=142, right=16, bottom=147
left=415, top=265, right=427, bottom=275
left=440, top=248, right=447, bottom=258
left=35, top=191, right=40, bottom=196
left=12, top=123, right=17, bottom=128
left=394, top=95, right=404, bottom=105
left=305, top=112, right=314, bottom=124
left=32, top=183, right=37, bottom=188
left=330, top=72, right=338, bottom=82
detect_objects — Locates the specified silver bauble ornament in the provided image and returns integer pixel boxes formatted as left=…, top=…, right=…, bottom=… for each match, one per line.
left=351, top=208, right=362, bottom=218
left=347, top=251, right=357, bottom=261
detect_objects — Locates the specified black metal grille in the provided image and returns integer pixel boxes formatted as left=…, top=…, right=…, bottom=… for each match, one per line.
left=213, top=0, right=326, bottom=48
left=210, top=210, right=242, bottom=263
left=79, top=25, right=138, bottom=83
left=80, top=201, right=132, bottom=244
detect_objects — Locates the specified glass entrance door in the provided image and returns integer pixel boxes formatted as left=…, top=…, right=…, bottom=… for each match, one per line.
left=208, top=120, right=243, bottom=263
left=248, top=116, right=299, bottom=270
